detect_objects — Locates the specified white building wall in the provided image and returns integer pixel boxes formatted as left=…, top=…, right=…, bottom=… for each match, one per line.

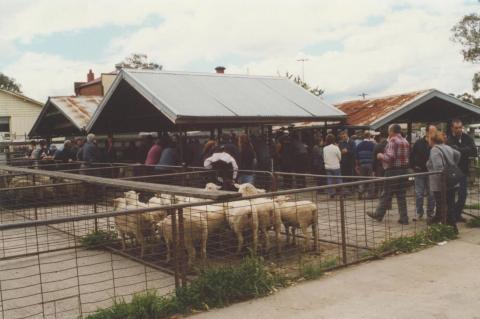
left=0, top=91, right=42, bottom=139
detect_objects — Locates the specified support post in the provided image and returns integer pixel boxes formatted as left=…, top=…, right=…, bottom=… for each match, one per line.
left=339, top=187, right=348, bottom=265
left=407, top=122, right=412, bottom=144
left=440, top=170, right=448, bottom=225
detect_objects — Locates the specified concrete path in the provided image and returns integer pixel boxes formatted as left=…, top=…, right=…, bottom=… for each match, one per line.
left=193, top=226, right=480, bottom=319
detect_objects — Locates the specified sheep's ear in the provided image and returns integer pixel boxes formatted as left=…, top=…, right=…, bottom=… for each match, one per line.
left=234, top=183, right=240, bottom=189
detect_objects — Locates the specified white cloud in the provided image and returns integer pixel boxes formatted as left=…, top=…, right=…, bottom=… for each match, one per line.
left=0, top=0, right=477, bottom=102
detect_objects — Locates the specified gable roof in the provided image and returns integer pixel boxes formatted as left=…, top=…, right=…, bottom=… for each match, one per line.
left=87, top=69, right=345, bottom=132
left=335, top=89, right=480, bottom=129
left=0, top=88, right=43, bottom=107
left=29, top=95, right=102, bottom=137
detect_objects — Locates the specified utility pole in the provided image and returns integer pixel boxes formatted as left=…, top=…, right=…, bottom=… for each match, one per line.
left=297, top=58, right=309, bottom=81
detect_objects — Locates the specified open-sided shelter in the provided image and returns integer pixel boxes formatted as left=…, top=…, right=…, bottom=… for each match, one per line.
left=29, top=96, right=102, bottom=137
left=86, top=69, right=346, bottom=134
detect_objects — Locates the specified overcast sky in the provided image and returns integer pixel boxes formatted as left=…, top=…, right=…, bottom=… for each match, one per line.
left=0, top=0, right=478, bottom=103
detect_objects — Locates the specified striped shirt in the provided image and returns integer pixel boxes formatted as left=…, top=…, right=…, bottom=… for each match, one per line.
left=382, top=134, right=410, bottom=169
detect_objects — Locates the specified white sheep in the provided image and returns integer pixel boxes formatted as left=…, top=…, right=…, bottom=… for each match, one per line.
left=234, top=183, right=266, bottom=196
left=275, top=199, right=319, bottom=252
left=113, top=193, right=156, bottom=258
left=224, top=200, right=258, bottom=254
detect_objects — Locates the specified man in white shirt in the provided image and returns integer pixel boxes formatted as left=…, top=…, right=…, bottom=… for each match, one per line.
left=204, top=146, right=239, bottom=190
left=323, top=134, right=342, bottom=198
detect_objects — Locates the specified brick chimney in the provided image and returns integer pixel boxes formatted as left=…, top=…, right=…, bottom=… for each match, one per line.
left=215, top=66, right=226, bottom=74
left=87, top=69, right=95, bottom=82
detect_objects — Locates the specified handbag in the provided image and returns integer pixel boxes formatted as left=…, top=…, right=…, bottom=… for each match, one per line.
left=435, top=145, right=464, bottom=189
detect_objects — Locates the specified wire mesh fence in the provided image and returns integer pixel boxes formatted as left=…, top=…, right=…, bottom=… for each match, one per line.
left=0, top=161, right=454, bottom=319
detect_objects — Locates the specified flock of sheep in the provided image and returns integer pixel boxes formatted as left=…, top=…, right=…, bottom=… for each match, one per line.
left=113, top=183, right=319, bottom=265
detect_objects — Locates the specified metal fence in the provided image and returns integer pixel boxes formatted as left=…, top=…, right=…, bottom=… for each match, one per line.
left=0, top=160, right=464, bottom=319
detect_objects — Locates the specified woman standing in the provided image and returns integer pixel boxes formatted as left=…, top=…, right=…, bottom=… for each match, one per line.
left=427, top=131, right=460, bottom=233
left=323, top=134, right=342, bottom=198
left=238, top=134, right=256, bottom=184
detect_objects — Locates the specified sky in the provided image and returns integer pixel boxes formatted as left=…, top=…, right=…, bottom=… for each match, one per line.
left=0, top=0, right=478, bottom=104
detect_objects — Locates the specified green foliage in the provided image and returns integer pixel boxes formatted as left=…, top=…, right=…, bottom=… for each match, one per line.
left=378, top=224, right=457, bottom=254
left=0, top=72, right=22, bottom=93
left=464, top=203, right=480, bottom=210
left=80, top=230, right=117, bottom=249
left=84, top=292, right=178, bottom=319
left=116, top=53, right=162, bottom=71
left=300, top=258, right=339, bottom=280
left=451, top=12, right=480, bottom=92
left=176, top=255, right=277, bottom=310
left=285, top=72, right=324, bottom=96
left=84, top=256, right=281, bottom=319
left=466, top=217, right=480, bottom=228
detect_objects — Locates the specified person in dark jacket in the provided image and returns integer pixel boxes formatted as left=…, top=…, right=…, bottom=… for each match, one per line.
left=237, top=134, right=256, bottom=184
left=447, top=119, right=478, bottom=222
left=79, top=133, right=99, bottom=165
left=312, top=136, right=325, bottom=187
left=410, top=124, right=436, bottom=220
left=355, top=131, right=375, bottom=199
left=338, top=130, right=356, bottom=177
left=54, top=140, right=75, bottom=162
left=292, top=133, right=309, bottom=188
left=278, top=134, right=296, bottom=189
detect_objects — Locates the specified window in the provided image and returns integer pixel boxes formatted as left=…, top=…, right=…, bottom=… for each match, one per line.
left=0, top=117, right=10, bottom=133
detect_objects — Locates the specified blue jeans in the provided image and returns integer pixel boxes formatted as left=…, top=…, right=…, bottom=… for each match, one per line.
left=454, top=175, right=468, bottom=218
left=326, top=169, right=342, bottom=195
left=239, top=174, right=254, bottom=184
left=414, top=175, right=435, bottom=217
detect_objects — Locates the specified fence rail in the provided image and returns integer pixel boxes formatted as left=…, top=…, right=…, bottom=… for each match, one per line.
left=0, top=158, right=473, bottom=319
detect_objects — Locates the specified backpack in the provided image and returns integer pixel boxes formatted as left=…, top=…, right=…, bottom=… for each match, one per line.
left=436, top=145, right=464, bottom=189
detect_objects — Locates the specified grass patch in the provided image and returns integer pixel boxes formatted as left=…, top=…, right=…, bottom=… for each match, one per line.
left=300, top=258, right=339, bottom=280
left=80, top=230, right=117, bottom=249
left=466, top=217, right=480, bottom=228
left=464, top=203, right=480, bottom=210
left=377, top=224, right=457, bottom=254
left=85, top=255, right=282, bottom=319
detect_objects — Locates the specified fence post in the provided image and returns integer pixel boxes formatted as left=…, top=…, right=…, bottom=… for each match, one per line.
left=177, top=207, right=187, bottom=288
left=339, top=186, right=348, bottom=265
left=440, top=170, right=448, bottom=225
left=271, top=172, right=278, bottom=192
left=170, top=208, right=180, bottom=290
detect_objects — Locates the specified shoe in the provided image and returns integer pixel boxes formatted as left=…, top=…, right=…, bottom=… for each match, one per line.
left=413, top=214, right=423, bottom=222
left=456, top=216, right=467, bottom=223
left=367, top=211, right=383, bottom=222
left=398, top=219, right=409, bottom=225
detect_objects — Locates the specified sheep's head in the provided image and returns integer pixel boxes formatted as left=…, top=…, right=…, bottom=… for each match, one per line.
left=113, top=198, right=126, bottom=210
left=275, top=195, right=290, bottom=204
left=124, top=190, right=140, bottom=204
left=205, top=183, right=222, bottom=191
left=234, top=183, right=266, bottom=196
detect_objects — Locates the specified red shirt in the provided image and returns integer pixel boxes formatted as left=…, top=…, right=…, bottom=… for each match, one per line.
left=145, top=144, right=163, bottom=165
left=382, top=134, right=410, bottom=169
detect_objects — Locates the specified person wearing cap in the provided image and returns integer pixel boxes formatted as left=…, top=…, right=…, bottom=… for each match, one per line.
left=204, top=145, right=239, bottom=191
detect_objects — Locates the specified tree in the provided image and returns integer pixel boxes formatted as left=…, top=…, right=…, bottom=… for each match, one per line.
left=116, top=53, right=162, bottom=70
left=452, top=11, right=480, bottom=91
left=455, top=92, right=480, bottom=106
left=285, top=72, right=324, bottom=97
left=0, top=72, right=22, bottom=93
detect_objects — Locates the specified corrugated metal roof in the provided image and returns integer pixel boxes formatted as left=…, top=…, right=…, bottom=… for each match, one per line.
left=87, top=69, right=345, bottom=131
left=335, top=90, right=432, bottom=127
left=49, top=96, right=102, bottom=129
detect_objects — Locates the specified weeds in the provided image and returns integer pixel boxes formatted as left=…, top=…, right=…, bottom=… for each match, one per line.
left=377, top=224, right=457, bottom=254
left=466, top=217, right=480, bottom=228
left=464, top=203, right=480, bottom=210
left=80, top=230, right=117, bottom=249
left=300, top=258, right=339, bottom=280
left=85, top=256, right=281, bottom=319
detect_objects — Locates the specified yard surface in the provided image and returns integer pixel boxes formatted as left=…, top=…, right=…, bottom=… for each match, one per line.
left=192, top=225, right=480, bottom=319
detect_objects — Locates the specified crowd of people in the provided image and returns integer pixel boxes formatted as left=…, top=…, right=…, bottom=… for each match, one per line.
left=23, top=120, right=477, bottom=232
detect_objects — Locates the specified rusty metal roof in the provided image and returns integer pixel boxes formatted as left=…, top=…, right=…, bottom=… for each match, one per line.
left=335, top=90, right=432, bottom=128
left=29, top=96, right=102, bottom=137
left=49, top=96, right=102, bottom=128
